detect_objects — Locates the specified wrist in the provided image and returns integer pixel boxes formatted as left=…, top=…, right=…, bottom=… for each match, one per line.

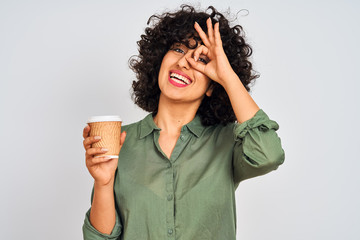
left=221, top=73, right=243, bottom=91
left=94, top=178, right=115, bottom=190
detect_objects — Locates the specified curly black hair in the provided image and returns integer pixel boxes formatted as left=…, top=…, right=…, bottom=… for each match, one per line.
left=129, top=4, right=259, bottom=126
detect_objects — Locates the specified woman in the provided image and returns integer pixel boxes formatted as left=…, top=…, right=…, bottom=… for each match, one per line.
left=82, top=4, right=285, bottom=240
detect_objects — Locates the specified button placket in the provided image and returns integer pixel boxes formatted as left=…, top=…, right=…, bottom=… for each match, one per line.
left=165, top=164, right=175, bottom=238
left=167, top=194, right=173, bottom=201
left=169, top=131, right=190, bottom=162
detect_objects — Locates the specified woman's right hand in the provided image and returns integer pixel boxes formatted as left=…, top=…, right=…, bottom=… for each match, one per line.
left=83, top=124, right=126, bottom=186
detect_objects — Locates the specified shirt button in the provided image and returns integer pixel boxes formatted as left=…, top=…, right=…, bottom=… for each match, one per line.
left=167, top=163, right=171, bottom=168
left=180, top=135, right=185, bottom=141
left=168, top=228, right=173, bottom=235
left=167, top=194, right=173, bottom=201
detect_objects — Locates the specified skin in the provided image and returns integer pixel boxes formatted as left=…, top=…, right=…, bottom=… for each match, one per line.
left=83, top=17, right=260, bottom=235
left=155, top=18, right=260, bottom=158
left=189, top=18, right=260, bottom=124
left=157, top=41, right=212, bottom=105
left=83, top=129, right=126, bottom=234
left=155, top=38, right=213, bottom=157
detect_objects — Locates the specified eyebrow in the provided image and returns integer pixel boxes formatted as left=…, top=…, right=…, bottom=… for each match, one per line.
left=171, top=39, right=204, bottom=50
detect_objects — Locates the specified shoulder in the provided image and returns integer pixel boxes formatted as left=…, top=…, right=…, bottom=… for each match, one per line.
left=121, top=114, right=153, bottom=139
left=200, top=122, right=236, bottom=142
left=205, top=122, right=236, bottom=133
left=119, top=118, right=143, bottom=148
left=122, top=121, right=140, bottom=132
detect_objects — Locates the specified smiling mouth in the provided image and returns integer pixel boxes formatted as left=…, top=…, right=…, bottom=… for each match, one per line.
left=169, top=71, right=193, bottom=87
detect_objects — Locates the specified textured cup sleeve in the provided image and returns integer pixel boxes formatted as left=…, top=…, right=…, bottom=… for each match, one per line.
left=232, top=109, right=285, bottom=187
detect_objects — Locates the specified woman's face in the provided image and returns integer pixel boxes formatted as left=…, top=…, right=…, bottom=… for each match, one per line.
left=157, top=39, right=212, bottom=105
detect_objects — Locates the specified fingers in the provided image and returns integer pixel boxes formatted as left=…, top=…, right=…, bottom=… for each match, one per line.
left=84, top=131, right=126, bottom=158
left=194, top=21, right=211, bottom=47
left=83, top=129, right=126, bottom=152
left=194, top=18, right=218, bottom=47
left=120, top=131, right=127, bottom=146
left=83, top=124, right=90, bottom=139
left=186, top=55, right=205, bottom=73
left=193, top=45, right=209, bottom=63
left=206, top=18, right=214, bottom=44
left=87, top=155, right=115, bottom=167
left=194, top=19, right=222, bottom=48
left=214, top=22, right=222, bottom=47
left=83, top=135, right=101, bottom=150
left=83, top=127, right=125, bottom=167
left=85, top=145, right=112, bottom=167
left=86, top=146, right=108, bottom=157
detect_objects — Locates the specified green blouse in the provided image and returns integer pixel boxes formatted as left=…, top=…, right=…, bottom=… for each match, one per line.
left=82, top=109, right=285, bottom=240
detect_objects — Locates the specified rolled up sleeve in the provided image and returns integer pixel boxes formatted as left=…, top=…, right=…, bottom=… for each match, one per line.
left=82, top=188, right=122, bottom=240
left=232, top=109, right=285, bottom=187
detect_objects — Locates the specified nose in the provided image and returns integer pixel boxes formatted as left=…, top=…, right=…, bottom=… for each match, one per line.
left=177, top=51, right=192, bottom=70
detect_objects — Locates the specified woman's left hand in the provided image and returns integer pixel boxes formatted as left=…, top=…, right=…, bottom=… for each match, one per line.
left=186, top=17, right=237, bottom=87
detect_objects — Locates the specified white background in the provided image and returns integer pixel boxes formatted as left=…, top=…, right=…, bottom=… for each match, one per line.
left=1, top=0, right=359, bottom=239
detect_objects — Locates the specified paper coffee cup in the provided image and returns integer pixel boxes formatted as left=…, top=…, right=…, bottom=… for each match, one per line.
left=86, top=116, right=122, bottom=159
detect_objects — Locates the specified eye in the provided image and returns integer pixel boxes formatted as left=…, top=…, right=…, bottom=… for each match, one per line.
left=198, top=55, right=209, bottom=64
left=172, top=47, right=185, bottom=54
left=198, top=57, right=208, bottom=64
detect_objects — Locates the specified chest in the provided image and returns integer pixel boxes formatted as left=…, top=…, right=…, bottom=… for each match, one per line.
left=116, top=130, right=235, bottom=202
left=116, top=134, right=234, bottom=202
left=158, top=132, right=180, bottom=159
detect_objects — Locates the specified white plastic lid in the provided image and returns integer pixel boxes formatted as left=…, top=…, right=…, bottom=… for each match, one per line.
left=87, top=115, right=122, bottom=123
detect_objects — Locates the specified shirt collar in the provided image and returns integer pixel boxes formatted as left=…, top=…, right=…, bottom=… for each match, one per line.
left=183, top=114, right=204, bottom=138
left=139, top=113, right=205, bottom=139
left=139, top=113, right=161, bottom=139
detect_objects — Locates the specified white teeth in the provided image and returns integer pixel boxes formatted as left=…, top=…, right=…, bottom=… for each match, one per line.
left=172, top=78, right=186, bottom=85
left=170, top=73, right=191, bottom=84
